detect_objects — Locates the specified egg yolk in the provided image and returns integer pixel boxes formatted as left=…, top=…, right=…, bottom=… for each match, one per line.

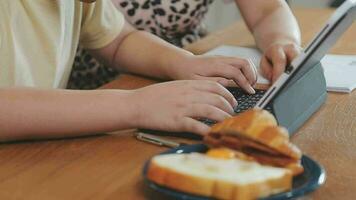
left=206, top=148, right=236, bottom=159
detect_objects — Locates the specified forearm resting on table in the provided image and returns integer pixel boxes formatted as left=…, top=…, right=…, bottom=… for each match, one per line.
left=0, top=88, right=135, bottom=142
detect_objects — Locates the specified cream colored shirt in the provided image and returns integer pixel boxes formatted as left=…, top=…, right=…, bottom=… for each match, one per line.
left=0, top=0, right=124, bottom=88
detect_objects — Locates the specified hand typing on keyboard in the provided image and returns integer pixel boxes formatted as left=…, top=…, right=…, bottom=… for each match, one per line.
left=202, top=87, right=272, bottom=126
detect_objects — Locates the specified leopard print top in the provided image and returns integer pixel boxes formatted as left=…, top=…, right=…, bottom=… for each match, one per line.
left=67, top=0, right=214, bottom=90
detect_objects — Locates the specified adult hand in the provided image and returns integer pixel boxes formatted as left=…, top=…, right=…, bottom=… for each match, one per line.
left=169, top=55, right=258, bottom=94
left=260, top=42, right=302, bottom=83
left=128, top=80, right=237, bottom=135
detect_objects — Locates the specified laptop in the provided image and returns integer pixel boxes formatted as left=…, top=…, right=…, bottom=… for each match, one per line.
left=230, top=0, right=356, bottom=113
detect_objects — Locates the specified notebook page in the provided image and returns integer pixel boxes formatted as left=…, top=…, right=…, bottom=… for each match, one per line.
left=321, top=54, right=356, bottom=93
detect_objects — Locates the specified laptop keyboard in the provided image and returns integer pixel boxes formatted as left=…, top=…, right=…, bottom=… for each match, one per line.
left=202, top=87, right=272, bottom=126
left=228, top=87, right=271, bottom=113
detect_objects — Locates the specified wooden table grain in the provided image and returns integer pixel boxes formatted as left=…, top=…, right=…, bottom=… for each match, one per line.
left=0, top=8, right=355, bottom=200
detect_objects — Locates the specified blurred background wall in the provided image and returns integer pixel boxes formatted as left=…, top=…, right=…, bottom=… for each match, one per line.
left=203, top=0, right=339, bottom=32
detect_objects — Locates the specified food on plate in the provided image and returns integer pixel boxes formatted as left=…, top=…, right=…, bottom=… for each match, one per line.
left=147, top=153, right=292, bottom=200
left=204, top=109, right=303, bottom=176
left=146, top=108, right=304, bottom=200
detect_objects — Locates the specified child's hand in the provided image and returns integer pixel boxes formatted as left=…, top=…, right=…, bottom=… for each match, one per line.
left=260, top=42, right=302, bottom=83
left=128, top=80, right=237, bottom=135
left=169, top=55, right=257, bottom=94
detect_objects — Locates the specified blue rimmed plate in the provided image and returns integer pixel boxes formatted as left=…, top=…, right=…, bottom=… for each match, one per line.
left=142, top=144, right=326, bottom=200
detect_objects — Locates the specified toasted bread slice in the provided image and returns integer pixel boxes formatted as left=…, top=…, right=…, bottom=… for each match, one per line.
left=147, top=153, right=293, bottom=200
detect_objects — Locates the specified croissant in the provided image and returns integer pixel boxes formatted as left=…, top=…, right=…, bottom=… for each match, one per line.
left=204, top=108, right=304, bottom=176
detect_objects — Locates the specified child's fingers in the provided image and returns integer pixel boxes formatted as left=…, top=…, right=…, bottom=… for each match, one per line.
left=266, top=46, right=287, bottom=83
left=260, top=55, right=273, bottom=81
left=284, top=44, right=301, bottom=63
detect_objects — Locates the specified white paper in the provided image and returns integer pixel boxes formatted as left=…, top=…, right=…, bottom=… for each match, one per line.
left=205, top=45, right=356, bottom=93
left=321, top=55, right=356, bottom=93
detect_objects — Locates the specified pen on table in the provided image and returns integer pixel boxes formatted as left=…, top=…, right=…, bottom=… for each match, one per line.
left=134, top=132, right=187, bottom=148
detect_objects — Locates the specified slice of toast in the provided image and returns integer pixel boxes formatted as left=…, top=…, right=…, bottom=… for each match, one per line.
left=147, top=153, right=293, bottom=200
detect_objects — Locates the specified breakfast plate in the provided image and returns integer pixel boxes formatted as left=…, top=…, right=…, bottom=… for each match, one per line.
left=142, top=144, right=326, bottom=200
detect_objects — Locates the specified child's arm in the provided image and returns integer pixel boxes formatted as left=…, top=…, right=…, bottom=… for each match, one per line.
left=89, top=22, right=257, bottom=94
left=0, top=81, right=236, bottom=141
left=235, top=0, right=302, bottom=83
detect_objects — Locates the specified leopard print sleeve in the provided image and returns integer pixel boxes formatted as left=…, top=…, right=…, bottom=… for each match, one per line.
left=114, top=0, right=214, bottom=46
left=68, top=0, right=214, bottom=90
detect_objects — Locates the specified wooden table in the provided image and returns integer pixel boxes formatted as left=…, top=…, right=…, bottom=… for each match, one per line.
left=0, top=8, right=355, bottom=200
